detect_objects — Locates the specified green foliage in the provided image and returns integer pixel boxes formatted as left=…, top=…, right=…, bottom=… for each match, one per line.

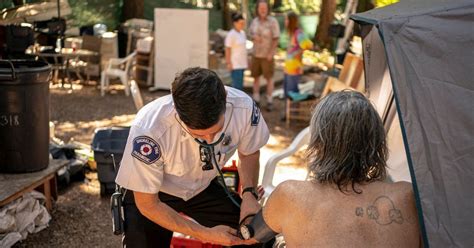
left=337, top=0, right=347, bottom=12
left=68, top=0, right=122, bottom=30
left=272, top=0, right=320, bottom=14
left=0, top=2, right=13, bottom=9
left=144, top=0, right=225, bottom=31
left=0, top=0, right=49, bottom=11
left=142, top=0, right=323, bottom=32
left=294, top=0, right=321, bottom=14
left=0, top=0, right=122, bottom=30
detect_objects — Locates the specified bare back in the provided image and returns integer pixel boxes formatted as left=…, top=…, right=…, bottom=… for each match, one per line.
left=264, top=180, right=421, bottom=247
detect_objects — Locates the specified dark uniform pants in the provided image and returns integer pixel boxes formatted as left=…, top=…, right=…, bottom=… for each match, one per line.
left=122, top=178, right=269, bottom=248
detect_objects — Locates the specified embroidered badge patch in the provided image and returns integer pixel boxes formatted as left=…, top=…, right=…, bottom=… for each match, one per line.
left=222, top=135, right=232, bottom=146
left=251, top=100, right=260, bottom=126
left=132, top=136, right=161, bottom=164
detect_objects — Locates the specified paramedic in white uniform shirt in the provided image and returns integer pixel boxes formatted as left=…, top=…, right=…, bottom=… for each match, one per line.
left=115, top=67, right=270, bottom=247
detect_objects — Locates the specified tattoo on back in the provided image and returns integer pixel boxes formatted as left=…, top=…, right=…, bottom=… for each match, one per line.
left=355, top=207, right=364, bottom=217
left=355, top=196, right=404, bottom=225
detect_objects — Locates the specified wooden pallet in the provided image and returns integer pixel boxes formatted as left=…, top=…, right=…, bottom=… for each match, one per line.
left=0, top=159, right=68, bottom=212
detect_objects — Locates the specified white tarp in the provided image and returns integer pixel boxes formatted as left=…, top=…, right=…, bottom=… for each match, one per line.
left=0, top=191, right=51, bottom=248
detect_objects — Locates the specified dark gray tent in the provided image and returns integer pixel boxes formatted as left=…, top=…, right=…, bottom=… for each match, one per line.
left=351, top=0, right=474, bottom=247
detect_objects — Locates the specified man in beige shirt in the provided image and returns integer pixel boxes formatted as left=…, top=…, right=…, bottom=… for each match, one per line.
left=260, top=91, right=421, bottom=247
left=249, top=0, right=280, bottom=111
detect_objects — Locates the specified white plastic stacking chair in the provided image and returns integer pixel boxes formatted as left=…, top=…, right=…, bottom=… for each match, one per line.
left=100, top=51, right=137, bottom=96
left=261, top=127, right=311, bottom=197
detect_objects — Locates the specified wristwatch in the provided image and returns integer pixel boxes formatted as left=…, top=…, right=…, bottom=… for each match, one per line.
left=242, top=187, right=258, bottom=200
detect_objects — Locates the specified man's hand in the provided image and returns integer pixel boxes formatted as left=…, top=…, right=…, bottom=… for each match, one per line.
left=227, top=62, right=233, bottom=71
left=200, top=225, right=255, bottom=246
left=239, top=193, right=261, bottom=223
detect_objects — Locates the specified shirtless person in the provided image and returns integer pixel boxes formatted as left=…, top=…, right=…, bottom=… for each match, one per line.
left=261, top=91, right=421, bottom=247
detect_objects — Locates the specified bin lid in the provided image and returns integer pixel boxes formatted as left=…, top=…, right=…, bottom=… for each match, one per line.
left=0, top=60, right=50, bottom=73
left=0, top=60, right=51, bottom=84
left=91, top=127, right=131, bottom=152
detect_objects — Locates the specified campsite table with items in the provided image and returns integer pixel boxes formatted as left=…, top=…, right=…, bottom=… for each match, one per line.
left=27, top=47, right=99, bottom=87
left=0, top=159, right=68, bottom=212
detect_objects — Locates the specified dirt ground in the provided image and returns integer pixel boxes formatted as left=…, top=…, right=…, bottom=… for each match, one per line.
left=13, top=75, right=312, bottom=247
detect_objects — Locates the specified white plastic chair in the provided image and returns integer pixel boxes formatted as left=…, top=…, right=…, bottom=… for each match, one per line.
left=100, top=51, right=137, bottom=96
left=261, top=127, right=311, bottom=197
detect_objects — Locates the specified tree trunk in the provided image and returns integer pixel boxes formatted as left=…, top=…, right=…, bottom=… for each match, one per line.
left=357, top=0, right=375, bottom=13
left=314, top=0, right=337, bottom=49
left=241, top=0, right=250, bottom=21
left=222, top=0, right=231, bottom=30
left=273, top=0, right=282, bottom=10
left=122, top=0, right=144, bottom=21
left=12, top=0, right=23, bottom=6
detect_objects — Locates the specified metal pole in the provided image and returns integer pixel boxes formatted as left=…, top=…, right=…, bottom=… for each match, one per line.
left=335, top=0, right=358, bottom=56
left=57, top=0, right=60, bottom=19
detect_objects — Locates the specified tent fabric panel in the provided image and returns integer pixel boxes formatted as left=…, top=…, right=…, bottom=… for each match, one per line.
left=361, top=21, right=428, bottom=246
left=379, top=6, right=474, bottom=247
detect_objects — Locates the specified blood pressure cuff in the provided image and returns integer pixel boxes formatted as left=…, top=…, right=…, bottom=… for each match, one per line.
left=249, top=209, right=278, bottom=243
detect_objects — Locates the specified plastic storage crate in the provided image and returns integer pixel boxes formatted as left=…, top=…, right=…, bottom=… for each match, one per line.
left=91, top=126, right=130, bottom=196
left=171, top=236, right=222, bottom=248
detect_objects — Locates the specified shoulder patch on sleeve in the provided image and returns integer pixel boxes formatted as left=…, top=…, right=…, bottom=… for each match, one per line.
left=131, top=136, right=161, bottom=164
left=251, top=100, right=261, bottom=126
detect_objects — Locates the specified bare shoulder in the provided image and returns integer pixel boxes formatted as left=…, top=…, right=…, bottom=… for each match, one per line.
left=275, top=179, right=306, bottom=190
left=263, top=180, right=311, bottom=233
left=389, top=181, right=416, bottom=203
left=270, top=180, right=315, bottom=200
left=378, top=181, right=419, bottom=224
left=369, top=181, right=416, bottom=208
left=264, top=180, right=319, bottom=215
left=263, top=180, right=314, bottom=232
left=393, top=181, right=414, bottom=191
left=266, top=180, right=296, bottom=204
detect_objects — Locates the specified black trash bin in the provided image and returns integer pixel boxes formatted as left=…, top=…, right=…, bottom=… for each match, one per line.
left=91, top=127, right=130, bottom=196
left=0, top=60, right=51, bottom=173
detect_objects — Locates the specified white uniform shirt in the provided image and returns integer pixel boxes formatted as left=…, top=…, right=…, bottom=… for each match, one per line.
left=115, top=87, right=270, bottom=201
left=224, top=29, right=248, bottom=70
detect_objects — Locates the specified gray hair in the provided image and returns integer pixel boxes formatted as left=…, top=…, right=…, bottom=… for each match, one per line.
left=307, top=90, right=388, bottom=193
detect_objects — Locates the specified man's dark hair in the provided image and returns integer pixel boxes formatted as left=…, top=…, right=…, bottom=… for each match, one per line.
left=232, top=12, right=244, bottom=23
left=307, top=90, right=388, bottom=193
left=171, top=67, right=226, bottom=130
